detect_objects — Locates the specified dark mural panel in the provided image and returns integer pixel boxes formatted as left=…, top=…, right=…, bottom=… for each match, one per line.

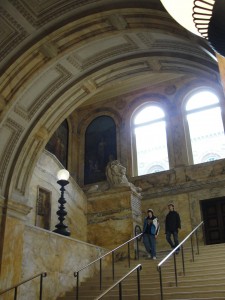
left=84, top=116, right=117, bottom=184
left=45, top=120, right=68, bottom=168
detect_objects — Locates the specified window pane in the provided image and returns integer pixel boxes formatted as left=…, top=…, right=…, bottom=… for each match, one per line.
left=187, top=107, right=225, bottom=164
left=134, top=106, right=165, bottom=125
left=135, top=121, right=169, bottom=175
left=186, top=91, right=219, bottom=111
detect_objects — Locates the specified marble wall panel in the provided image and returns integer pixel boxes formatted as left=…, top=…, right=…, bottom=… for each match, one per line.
left=19, top=225, right=109, bottom=300
left=27, top=150, right=87, bottom=241
left=0, top=216, right=24, bottom=292
left=87, top=187, right=142, bottom=255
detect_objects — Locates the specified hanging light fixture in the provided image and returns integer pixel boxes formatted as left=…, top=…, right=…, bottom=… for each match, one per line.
left=160, top=0, right=225, bottom=57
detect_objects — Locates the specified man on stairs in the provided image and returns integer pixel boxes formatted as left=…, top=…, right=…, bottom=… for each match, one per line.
left=165, top=203, right=181, bottom=254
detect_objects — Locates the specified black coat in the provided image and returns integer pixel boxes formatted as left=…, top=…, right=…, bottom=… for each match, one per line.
left=165, top=211, right=181, bottom=233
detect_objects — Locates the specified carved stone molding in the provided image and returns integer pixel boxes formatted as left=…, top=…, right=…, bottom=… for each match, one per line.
left=0, top=118, right=23, bottom=188
left=0, top=7, right=27, bottom=62
left=6, top=199, right=32, bottom=221
left=144, top=178, right=225, bottom=198
left=14, top=64, right=72, bottom=121
left=67, top=35, right=138, bottom=71
left=0, top=195, right=6, bottom=216
left=8, top=0, right=97, bottom=28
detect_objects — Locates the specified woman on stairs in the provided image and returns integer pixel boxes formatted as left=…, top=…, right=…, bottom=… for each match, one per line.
left=142, top=208, right=160, bottom=259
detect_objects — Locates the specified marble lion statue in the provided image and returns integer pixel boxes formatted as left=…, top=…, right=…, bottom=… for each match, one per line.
left=105, top=160, right=142, bottom=193
left=106, top=160, right=128, bottom=186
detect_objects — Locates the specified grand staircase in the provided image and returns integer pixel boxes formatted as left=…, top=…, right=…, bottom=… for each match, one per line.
left=58, top=243, right=225, bottom=300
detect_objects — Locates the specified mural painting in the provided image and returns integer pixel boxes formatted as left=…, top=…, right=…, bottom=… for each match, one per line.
left=45, top=120, right=68, bottom=168
left=84, top=116, right=117, bottom=184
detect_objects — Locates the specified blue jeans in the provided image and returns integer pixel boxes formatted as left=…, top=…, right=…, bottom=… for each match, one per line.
left=143, top=234, right=156, bottom=258
left=166, top=231, right=179, bottom=249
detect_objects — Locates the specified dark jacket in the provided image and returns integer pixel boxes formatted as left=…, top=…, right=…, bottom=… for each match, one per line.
left=165, top=211, right=181, bottom=233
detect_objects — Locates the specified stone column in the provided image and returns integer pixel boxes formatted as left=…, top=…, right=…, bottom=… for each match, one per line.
left=86, top=186, right=142, bottom=259
left=168, top=105, right=190, bottom=168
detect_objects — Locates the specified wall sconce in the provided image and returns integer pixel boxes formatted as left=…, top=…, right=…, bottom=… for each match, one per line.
left=160, top=0, right=225, bottom=57
left=53, top=169, right=71, bottom=236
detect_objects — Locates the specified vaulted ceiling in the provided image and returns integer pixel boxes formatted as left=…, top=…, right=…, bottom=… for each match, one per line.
left=0, top=0, right=220, bottom=199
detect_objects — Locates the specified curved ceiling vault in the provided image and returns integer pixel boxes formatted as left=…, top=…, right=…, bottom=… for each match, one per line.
left=0, top=0, right=220, bottom=201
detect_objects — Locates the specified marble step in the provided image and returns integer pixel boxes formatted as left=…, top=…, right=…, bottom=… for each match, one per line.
left=58, top=244, right=225, bottom=300
left=79, top=262, right=225, bottom=283
left=59, top=290, right=225, bottom=300
left=62, top=274, right=225, bottom=299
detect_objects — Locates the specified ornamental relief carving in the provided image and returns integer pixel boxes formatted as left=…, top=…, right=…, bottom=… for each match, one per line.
left=67, top=35, right=138, bottom=71
left=0, top=7, right=27, bottom=61
left=14, top=64, right=72, bottom=120
left=8, top=0, right=98, bottom=27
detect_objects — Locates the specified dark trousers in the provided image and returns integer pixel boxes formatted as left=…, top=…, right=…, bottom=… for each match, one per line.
left=143, top=233, right=156, bottom=257
left=166, top=231, right=179, bottom=249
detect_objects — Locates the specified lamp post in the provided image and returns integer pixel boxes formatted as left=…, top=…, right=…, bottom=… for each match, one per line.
left=53, top=169, right=71, bottom=236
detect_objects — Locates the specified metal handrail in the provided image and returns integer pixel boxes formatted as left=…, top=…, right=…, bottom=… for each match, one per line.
left=0, top=272, right=47, bottom=300
left=74, top=231, right=143, bottom=300
left=94, top=264, right=142, bottom=300
left=157, top=221, right=204, bottom=300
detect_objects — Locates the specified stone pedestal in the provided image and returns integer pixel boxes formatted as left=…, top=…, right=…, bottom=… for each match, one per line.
left=87, top=186, right=142, bottom=258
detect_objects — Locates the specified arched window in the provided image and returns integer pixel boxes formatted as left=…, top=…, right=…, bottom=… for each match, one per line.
left=185, top=90, right=225, bottom=164
left=132, top=105, right=169, bottom=176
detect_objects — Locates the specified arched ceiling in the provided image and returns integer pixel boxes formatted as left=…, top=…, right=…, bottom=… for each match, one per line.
left=0, top=0, right=220, bottom=200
